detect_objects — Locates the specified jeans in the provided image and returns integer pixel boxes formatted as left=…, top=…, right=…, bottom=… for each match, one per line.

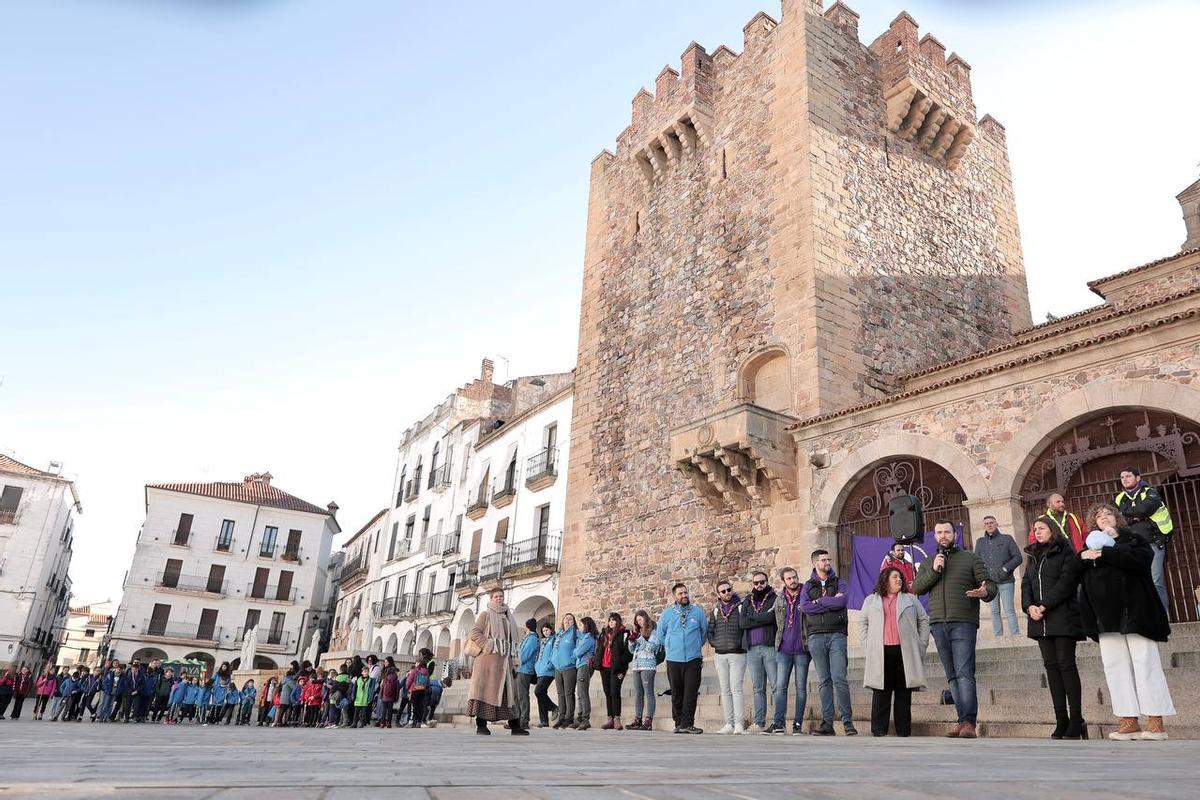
left=575, top=665, right=594, bottom=723
left=772, top=651, right=810, bottom=728
left=534, top=676, right=558, bottom=725
left=930, top=622, right=979, bottom=725
left=515, top=672, right=534, bottom=729
left=1151, top=542, right=1168, bottom=611
left=632, top=669, right=656, bottom=720
left=49, top=695, right=64, bottom=720
left=745, top=645, right=777, bottom=727
left=714, top=652, right=747, bottom=727
left=665, top=659, right=702, bottom=729
left=989, top=580, right=1021, bottom=636
left=98, top=692, right=113, bottom=721
left=554, top=668, right=576, bottom=725
left=808, top=631, right=852, bottom=725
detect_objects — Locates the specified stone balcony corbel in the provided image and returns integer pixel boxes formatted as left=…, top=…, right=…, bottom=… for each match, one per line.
left=670, top=403, right=799, bottom=511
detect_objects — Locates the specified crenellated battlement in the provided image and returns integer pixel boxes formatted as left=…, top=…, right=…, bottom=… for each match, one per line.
left=869, top=12, right=977, bottom=169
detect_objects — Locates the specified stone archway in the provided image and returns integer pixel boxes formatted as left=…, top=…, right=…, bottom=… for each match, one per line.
left=832, top=456, right=974, bottom=572
left=183, top=651, right=215, bottom=677
left=400, top=630, right=415, bottom=656
left=436, top=628, right=451, bottom=659
left=385, top=633, right=398, bottom=654
left=513, top=595, right=556, bottom=630
left=738, top=345, right=794, bottom=413
left=415, top=629, right=434, bottom=657
left=1014, top=405, right=1200, bottom=623
left=130, top=647, right=169, bottom=664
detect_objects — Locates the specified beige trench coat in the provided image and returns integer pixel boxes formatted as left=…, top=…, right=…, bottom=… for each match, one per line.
left=859, top=592, right=931, bottom=691
left=466, top=607, right=519, bottom=709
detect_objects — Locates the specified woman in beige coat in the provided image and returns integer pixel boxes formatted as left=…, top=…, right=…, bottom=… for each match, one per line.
left=466, top=587, right=528, bottom=735
left=860, top=566, right=930, bottom=737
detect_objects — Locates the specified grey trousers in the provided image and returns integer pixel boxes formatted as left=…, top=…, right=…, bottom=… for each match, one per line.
left=575, top=665, right=594, bottom=722
left=515, top=672, right=534, bottom=729
left=554, top=668, right=576, bottom=724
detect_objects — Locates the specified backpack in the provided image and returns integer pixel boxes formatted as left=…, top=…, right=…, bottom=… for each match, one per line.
left=413, top=668, right=429, bottom=692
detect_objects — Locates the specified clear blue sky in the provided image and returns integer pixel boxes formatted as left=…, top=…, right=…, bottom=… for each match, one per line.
left=3, top=0, right=1197, bottom=603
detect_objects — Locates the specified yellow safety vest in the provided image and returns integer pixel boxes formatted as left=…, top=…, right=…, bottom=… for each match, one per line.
left=1115, top=487, right=1174, bottom=535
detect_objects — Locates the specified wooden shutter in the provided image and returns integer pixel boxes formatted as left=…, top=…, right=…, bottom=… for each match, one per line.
left=197, top=608, right=218, bottom=640
left=470, top=529, right=482, bottom=561
left=285, top=529, right=302, bottom=558
left=276, top=570, right=294, bottom=601
left=252, top=567, right=269, bottom=599
left=206, top=564, right=226, bottom=594
left=243, top=609, right=261, bottom=632
left=148, top=603, right=171, bottom=636
left=162, top=558, right=183, bottom=588
left=494, top=517, right=509, bottom=544
left=175, top=513, right=193, bottom=545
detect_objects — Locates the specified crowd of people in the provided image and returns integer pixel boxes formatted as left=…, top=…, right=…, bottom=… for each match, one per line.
left=0, top=468, right=1181, bottom=743
left=0, top=650, right=446, bottom=730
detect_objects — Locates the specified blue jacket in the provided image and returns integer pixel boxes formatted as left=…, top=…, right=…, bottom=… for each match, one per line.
left=280, top=676, right=297, bottom=704
left=211, top=677, right=228, bottom=705
left=551, top=627, right=577, bottom=671
left=653, top=603, right=708, bottom=662
left=534, top=635, right=557, bottom=678
left=573, top=632, right=597, bottom=670
left=169, top=682, right=187, bottom=705
left=240, top=686, right=256, bottom=706
left=185, top=684, right=203, bottom=705
left=224, top=686, right=240, bottom=705
left=59, top=676, right=77, bottom=696
left=518, top=632, right=540, bottom=676
left=101, top=671, right=119, bottom=695
left=627, top=633, right=660, bottom=671
left=140, top=672, right=158, bottom=698
left=200, top=686, right=212, bottom=708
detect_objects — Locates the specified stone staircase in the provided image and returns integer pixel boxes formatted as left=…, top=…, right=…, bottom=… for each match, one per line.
left=437, top=623, right=1200, bottom=739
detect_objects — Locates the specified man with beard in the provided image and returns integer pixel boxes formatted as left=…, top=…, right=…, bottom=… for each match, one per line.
left=801, top=549, right=856, bottom=736
left=653, top=582, right=708, bottom=734
left=708, top=580, right=747, bottom=734
left=739, top=570, right=777, bottom=733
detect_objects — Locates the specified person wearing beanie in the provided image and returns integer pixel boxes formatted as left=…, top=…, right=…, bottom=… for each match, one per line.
left=515, top=617, right=540, bottom=732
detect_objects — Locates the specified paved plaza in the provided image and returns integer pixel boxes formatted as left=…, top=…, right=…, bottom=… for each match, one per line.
left=0, top=722, right=1197, bottom=799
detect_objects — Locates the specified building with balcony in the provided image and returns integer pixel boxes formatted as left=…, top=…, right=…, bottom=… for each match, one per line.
left=56, top=600, right=114, bottom=668
left=327, top=359, right=572, bottom=663
left=0, top=453, right=81, bottom=671
left=326, top=507, right=386, bottom=660
left=108, top=472, right=339, bottom=674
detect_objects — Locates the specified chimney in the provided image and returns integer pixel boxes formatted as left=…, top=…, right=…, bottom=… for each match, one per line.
left=481, top=358, right=495, bottom=384
left=243, top=472, right=272, bottom=488
left=1179, top=178, right=1200, bottom=251
left=327, top=501, right=339, bottom=517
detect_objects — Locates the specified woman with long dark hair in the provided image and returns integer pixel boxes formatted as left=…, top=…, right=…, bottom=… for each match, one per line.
left=1079, top=503, right=1175, bottom=740
left=626, top=610, right=660, bottom=730
left=533, top=622, right=559, bottom=727
left=860, top=566, right=929, bottom=736
left=597, top=612, right=632, bottom=730
left=551, top=613, right=578, bottom=730
left=1022, top=515, right=1085, bottom=739
left=571, top=616, right=598, bottom=730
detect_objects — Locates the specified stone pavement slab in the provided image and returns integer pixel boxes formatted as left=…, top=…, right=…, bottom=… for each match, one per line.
left=0, top=720, right=1195, bottom=799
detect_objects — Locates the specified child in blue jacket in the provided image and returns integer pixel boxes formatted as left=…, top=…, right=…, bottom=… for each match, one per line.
left=199, top=679, right=214, bottom=726
left=238, top=680, right=256, bottom=725
left=221, top=683, right=241, bottom=725
left=183, top=677, right=202, bottom=723
left=167, top=675, right=188, bottom=724
left=572, top=618, right=599, bottom=730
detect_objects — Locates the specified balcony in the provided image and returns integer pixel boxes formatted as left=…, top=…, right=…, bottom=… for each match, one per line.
left=403, top=479, right=419, bottom=503
left=478, top=552, right=503, bottom=583
left=492, top=479, right=517, bottom=509
left=156, top=572, right=228, bottom=597
left=465, top=491, right=489, bottom=521
left=0, top=509, right=20, bottom=526
left=503, top=531, right=562, bottom=575
left=424, top=529, right=461, bottom=559
left=456, top=561, right=480, bottom=595
left=339, top=554, right=366, bottom=584
left=525, top=447, right=559, bottom=491
left=257, top=543, right=278, bottom=559
left=431, top=462, right=453, bottom=492
left=236, top=626, right=291, bottom=650
left=168, top=529, right=193, bottom=547
left=142, top=620, right=222, bottom=644
left=281, top=546, right=303, bottom=563
left=213, top=536, right=235, bottom=553
left=246, top=583, right=299, bottom=603
left=668, top=402, right=799, bottom=511
left=425, top=589, right=454, bottom=616
left=374, top=593, right=418, bottom=620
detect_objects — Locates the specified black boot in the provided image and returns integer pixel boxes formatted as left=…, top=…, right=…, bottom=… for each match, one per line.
left=1045, top=668, right=1069, bottom=739
left=1050, top=708, right=1070, bottom=739
left=476, top=718, right=491, bottom=735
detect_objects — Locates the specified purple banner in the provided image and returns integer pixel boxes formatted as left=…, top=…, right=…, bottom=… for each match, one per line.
left=846, top=527, right=965, bottom=611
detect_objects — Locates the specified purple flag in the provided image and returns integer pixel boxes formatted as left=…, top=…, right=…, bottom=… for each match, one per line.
left=846, top=527, right=965, bottom=611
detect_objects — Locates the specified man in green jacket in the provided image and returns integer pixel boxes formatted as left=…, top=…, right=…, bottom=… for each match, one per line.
left=912, top=520, right=996, bottom=739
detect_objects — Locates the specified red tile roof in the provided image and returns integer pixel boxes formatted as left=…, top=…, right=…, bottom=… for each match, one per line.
left=1086, top=246, right=1199, bottom=294
left=147, top=474, right=333, bottom=517
left=0, top=453, right=63, bottom=480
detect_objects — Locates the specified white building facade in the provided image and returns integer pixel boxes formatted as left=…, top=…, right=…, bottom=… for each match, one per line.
left=0, top=454, right=81, bottom=670
left=109, top=473, right=339, bottom=674
left=328, top=360, right=572, bottom=663
left=57, top=600, right=114, bottom=669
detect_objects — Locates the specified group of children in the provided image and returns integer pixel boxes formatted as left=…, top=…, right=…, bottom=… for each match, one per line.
left=5, top=649, right=444, bottom=731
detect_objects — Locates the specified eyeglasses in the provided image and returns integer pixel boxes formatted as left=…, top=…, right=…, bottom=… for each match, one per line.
left=717, top=588, right=732, bottom=594
left=751, top=580, right=767, bottom=586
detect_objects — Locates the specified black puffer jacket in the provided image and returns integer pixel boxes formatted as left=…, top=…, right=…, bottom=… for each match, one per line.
left=708, top=595, right=746, bottom=654
left=1078, top=527, right=1170, bottom=643
left=596, top=628, right=632, bottom=672
left=1020, top=538, right=1083, bottom=640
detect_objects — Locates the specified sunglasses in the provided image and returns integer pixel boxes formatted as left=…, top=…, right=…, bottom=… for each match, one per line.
left=752, top=580, right=767, bottom=586
left=718, top=588, right=732, bottom=594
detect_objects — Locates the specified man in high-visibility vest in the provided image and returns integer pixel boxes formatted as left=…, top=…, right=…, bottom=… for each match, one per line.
left=1116, top=467, right=1173, bottom=611
left=1027, top=493, right=1085, bottom=552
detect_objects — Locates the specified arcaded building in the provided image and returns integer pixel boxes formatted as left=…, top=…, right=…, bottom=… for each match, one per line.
left=560, top=0, right=1200, bottom=625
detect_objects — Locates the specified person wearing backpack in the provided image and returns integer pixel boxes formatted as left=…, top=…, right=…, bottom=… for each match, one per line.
left=351, top=666, right=372, bottom=728
left=405, top=660, right=430, bottom=728
left=378, top=667, right=400, bottom=728
left=626, top=610, right=662, bottom=730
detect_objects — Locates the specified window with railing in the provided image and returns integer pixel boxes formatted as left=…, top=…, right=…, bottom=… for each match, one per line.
left=478, top=552, right=503, bottom=583
left=0, top=485, right=24, bottom=525
left=259, top=526, right=278, bottom=558
left=216, top=519, right=235, bottom=552
left=526, top=447, right=559, bottom=483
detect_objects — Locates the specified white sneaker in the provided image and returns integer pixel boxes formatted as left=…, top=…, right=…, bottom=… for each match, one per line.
left=1140, top=730, right=1168, bottom=741
left=734, top=724, right=746, bottom=735
left=747, top=723, right=765, bottom=734
left=717, top=723, right=735, bottom=735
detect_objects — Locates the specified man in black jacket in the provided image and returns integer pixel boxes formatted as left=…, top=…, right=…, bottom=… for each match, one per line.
left=739, top=570, right=777, bottom=733
left=708, top=580, right=747, bottom=734
left=1117, top=467, right=1173, bottom=611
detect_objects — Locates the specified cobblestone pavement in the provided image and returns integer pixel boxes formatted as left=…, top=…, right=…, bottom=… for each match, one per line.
left=0, top=720, right=1196, bottom=799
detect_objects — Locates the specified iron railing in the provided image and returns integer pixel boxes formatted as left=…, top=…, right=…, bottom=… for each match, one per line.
left=281, top=546, right=302, bottom=563
left=213, top=536, right=235, bottom=553
left=156, top=572, right=228, bottom=595
left=466, top=490, right=488, bottom=516
left=478, top=552, right=503, bottom=583
left=236, top=626, right=291, bottom=648
left=526, top=447, right=559, bottom=484
left=143, top=620, right=222, bottom=643
left=459, top=560, right=480, bottom=588
left=339, top=554, right=365, bottom=582
left=433, top=462, right=453, bottom=489
left=246, top=583, right=299, bottom=603
left=0, top=509, right=21, bottom=525
left=503, top=530, right=563, bottom=573
left=169, top=529, right=193, bottom=547
left=492, top=479, right=517, bottom=504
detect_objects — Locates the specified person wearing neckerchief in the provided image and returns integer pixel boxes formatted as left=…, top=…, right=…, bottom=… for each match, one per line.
left=708, top=580, right=747, bottom=734
left=651, top=582, right=708, bottom=734
left=801, top=549, right=856, bottom=736
left=738, top=571, right=777, bottom=733
left=769, top=567, right=810, bottom=735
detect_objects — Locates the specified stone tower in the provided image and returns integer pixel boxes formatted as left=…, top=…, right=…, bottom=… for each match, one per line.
left=560, top=0, right=1031, bottom=615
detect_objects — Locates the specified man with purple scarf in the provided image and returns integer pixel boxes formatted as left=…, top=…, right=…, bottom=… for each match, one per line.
left=739, top=570, right=778, bottom=733
left=769, top=567, right=810, bottom=735
left=707, top=579, right=747, bottom=734
left=802, top=548, right=857, bottom=736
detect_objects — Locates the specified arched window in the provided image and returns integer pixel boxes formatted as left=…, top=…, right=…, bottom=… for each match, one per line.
left=739, top=347, right=792, bottom=413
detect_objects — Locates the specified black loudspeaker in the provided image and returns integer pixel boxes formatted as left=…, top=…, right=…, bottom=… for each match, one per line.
left=889, top=494, right=924, bottom=544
